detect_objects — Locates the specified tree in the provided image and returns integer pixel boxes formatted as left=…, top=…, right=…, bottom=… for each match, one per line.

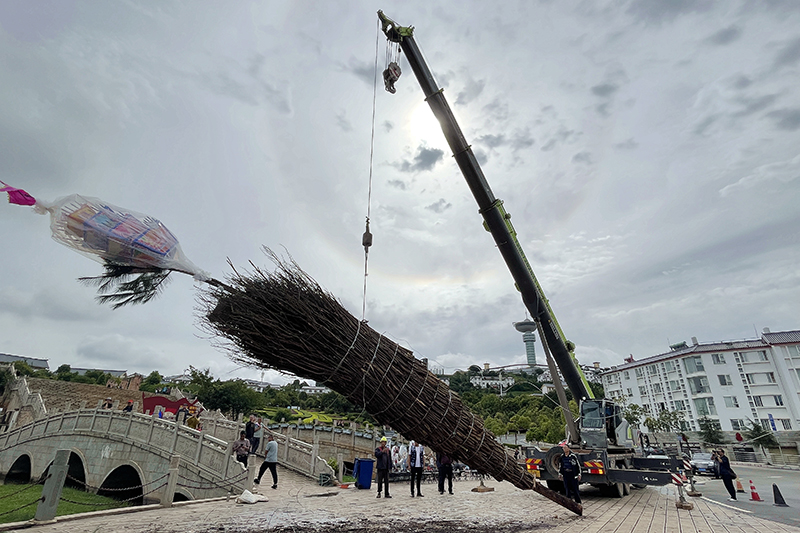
left=622, top=403, right=646, bottom=429
left=743, top=419, right=779, bottom=448
left=139, top=371, right=164, bottom=392
left=698, top=416, right=725, bottom=445
left=656, top=408, right=685, bottom=433
left=200, top=380, right=265, bottom=418
left=447, top=371, right=474, bottom=393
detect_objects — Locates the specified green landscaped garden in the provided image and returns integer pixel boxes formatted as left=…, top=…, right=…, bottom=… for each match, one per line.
left=256, top=407, right=334, bottom=424
left=0, top=484, right=127, bottom=524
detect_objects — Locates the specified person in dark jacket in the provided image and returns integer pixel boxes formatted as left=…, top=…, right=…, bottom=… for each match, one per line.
left=717, top=449, right=737, bottom=501
left=374, top=437, right=392, bottom=498
left=436, top=450, right=454, bottom=495
left=557, top=444, right=582, bottom=504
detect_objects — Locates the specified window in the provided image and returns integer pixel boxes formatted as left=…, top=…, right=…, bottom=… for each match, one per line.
left=626, top=388, right=633, bottom=397
left=652, top=383, right=662, bottom=393
left=684, top=356, right=704, bottom=373
left=781, top=419, right=792, bottom=430
left=664, top=361, right=675, bottom=372
left=693, top=397, right=717, bottom=416
left=639, top=386, right=647, bottom=396
left=648, top=365, right=658, bottom=375
left=789, top=346, right=800, bottom=358
left=766, top=372, right=776, bottom=384
left=711, top=353, right=726, bottom=364
left=635, top=368, right=643, bottom=378
left=723, top=396, right=739, bottom=408
left=760, top=419, right=770, bottom=430
left=753, top=396, right=763, bottom=407
left=740, top=350, right=768, bottom=362
left=797, top=369, right=800, bottom=381
left=673, top=399, right=686, bottom=411
left=730, top=419, right=745, bottom=431
left=688, top=376, right=710, bottom=394
left=746, top=373, right=756, bottom=384
left=718, top=374, right=732, bottom=386
left=623, top=371, right=630, bottom=380
left=668, top=380, right=681, bottom=391
left=774, top=395, right=784, bottom=406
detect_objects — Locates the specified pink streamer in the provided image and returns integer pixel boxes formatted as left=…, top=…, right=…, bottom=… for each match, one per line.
left=0, top=181, right=36, bottom=206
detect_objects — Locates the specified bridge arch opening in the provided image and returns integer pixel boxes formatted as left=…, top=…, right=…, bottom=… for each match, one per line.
left=98, top=465, right=143, bottom=504
left=5, top=454, right=32, bottom=484
left=172, top=490, right=191, bottom=502
left=41, top=452, right=87, bottom=488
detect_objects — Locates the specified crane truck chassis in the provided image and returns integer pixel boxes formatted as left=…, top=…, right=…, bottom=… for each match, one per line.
left=377, top=11, right=685, bottom=496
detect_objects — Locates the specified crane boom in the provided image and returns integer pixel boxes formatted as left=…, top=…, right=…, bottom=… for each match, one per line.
left=378, top=11, right=592, bottom=401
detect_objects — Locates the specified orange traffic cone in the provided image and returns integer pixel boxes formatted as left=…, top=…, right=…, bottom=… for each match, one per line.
left=735, top=479, right=745, bottom=493
left=749, top=480, right=763, bottom=502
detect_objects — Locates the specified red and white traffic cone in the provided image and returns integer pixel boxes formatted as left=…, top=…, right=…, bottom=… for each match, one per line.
left=749, top=480, right=763, bottom=502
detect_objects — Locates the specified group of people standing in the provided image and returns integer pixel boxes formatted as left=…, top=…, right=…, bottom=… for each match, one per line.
left=374, top=438, right=455, bottom=499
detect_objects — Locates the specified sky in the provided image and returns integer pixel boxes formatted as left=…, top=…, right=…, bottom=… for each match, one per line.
left=1, top=1, right=799, bottom=387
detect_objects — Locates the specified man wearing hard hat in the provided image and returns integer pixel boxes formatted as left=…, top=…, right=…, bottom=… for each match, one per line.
left=374, top=436, right=392, bottom=498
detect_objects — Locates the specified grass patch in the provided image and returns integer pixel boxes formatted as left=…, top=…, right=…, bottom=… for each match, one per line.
left=0, top=483, right=128, bottom=524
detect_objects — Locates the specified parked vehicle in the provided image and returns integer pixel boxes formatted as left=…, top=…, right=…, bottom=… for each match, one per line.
left=690, top=452, right=717, bottom=476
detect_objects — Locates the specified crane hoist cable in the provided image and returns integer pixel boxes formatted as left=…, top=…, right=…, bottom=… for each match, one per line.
left=360, top=19, right=382, bottom=322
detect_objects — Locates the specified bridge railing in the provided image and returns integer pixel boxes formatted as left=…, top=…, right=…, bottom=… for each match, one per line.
left=0, top=409, right=335, bottom=485
left=0, top=409, right=242, bottom=481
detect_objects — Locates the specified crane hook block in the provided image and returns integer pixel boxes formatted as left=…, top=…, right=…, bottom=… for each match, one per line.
left=362, top=220, right=373, bottom=252
left=383, top=62, right=401, bottom=94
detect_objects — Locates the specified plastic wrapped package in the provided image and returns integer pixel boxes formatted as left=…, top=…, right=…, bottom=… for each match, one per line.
left=36, top=194, right=209, bottom=281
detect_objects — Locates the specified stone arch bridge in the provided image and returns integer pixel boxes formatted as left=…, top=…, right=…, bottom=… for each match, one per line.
left=0, top=409, right=332, bottom=504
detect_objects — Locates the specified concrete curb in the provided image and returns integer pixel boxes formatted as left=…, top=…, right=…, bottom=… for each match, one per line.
left=730, top=461, right=800, bottom=471
left=0, top=496, right=230, bottom=531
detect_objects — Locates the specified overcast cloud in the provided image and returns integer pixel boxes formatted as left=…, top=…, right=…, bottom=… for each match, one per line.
left=1, top=1, right=799, bottom=386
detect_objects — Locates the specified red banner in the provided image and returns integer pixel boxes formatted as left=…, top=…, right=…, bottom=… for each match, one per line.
left=141, top=395, right=202, bottom=416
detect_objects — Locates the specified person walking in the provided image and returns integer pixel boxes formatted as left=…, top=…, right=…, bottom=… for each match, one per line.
left=255, top=433, right=279, bottom=489
left=557, top=444, right=582, bottom=504
left=717, top=449, right=738, bottom=501
left=409, top=440, right=425, bottom=497
left=436, top=450, right=454, bottom=495
left=374, top=436, right=392, bottom=498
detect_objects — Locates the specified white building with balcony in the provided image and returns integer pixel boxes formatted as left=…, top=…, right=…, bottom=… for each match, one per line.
left=601, top=328, right=800, bottom=433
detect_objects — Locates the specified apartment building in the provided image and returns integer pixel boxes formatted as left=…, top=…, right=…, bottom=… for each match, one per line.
left=601, top=328, right=800, bottom=433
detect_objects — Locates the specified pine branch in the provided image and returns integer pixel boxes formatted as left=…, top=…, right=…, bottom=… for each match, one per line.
left=79, top=264, right=172, bottom=310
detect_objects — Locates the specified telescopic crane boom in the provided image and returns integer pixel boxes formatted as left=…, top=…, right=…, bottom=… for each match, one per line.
left=377, top=11, right=592, bottom=403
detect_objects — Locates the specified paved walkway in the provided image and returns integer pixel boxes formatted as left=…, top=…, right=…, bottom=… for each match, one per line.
left=10, top=469, right=800, bottom=533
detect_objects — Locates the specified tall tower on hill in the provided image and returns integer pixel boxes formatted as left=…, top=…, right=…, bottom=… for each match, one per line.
left=513, top=319, right=537, bottom=366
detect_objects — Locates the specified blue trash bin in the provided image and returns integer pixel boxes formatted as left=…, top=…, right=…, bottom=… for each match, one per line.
left=353, top=458, right=374, bottom=489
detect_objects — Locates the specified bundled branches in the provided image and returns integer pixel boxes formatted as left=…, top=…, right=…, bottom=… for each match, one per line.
left=201, top=250, right=532, bottom=486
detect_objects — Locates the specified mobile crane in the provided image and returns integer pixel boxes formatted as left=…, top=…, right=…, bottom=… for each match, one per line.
left=377, top=11, right=682, bottom=496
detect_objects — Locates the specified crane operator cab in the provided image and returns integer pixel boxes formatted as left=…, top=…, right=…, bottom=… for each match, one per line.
left=580, top=399, right=632, bottom=450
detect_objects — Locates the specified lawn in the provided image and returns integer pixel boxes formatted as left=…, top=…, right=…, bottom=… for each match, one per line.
left=0, top=483, right=128, bottom=524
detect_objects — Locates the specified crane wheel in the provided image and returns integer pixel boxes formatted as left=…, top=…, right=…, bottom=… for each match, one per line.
left=544, top=447, right=562, bottom=478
